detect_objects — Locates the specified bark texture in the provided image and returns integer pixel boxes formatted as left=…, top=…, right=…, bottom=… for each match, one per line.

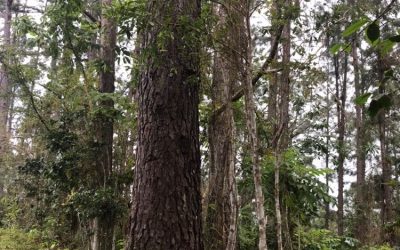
left=126, top=0, right=203, bottom=249
left=204, top=4, right=238, bottom=249
left=204, top=11, right=237, bottom=250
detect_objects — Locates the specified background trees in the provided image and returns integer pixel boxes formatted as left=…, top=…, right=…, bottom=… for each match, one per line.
left=0, top=0, right=399, bottom=249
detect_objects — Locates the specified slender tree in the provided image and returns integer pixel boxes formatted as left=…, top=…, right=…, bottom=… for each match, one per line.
left=243, top=1, right=268, bottom=249
left=126, top=0, right=203, bottom=249
left=0, top=0, right=13, bottom=197
left=91, top=0, right=117, bottom=249
left=377, top=52, right=393, bottom=243
left=204, top=3, right=239, bottom=249
left=349, top=0, right=368, bottom=241
left=335, top=53, right=347, bottom=236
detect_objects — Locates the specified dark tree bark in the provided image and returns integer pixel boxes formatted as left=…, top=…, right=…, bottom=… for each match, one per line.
left=91, top=0, right=117, bottom=249
left=126, top=0, right=203, bottom=249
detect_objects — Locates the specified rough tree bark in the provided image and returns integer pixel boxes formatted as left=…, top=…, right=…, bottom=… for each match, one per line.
left=126, top=0, right=203, bottom=249
left=204, top=4, right=238, bottom=250
left=91, top=0, right=117, bottom=249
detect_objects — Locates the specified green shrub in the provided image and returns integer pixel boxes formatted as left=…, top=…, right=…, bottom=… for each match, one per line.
left=295, top=228, right=358, bottom=250
left=0, top=228, right=44, bottom=250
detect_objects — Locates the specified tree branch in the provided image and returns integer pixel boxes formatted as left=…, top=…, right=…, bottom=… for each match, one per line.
left=210, top=24, right=284, bottom=119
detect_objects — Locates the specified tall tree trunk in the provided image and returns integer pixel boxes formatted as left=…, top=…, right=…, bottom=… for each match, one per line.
left=204, top=5, right=238, bottom=247
left=126, top=0, right=203, bottom=249
left=324, top=35, right=331, bottom=230
left=206, top=3, right=241, bottom=249
left=335, top=54, right=347, bottom=236
left=92, top=0, right=117, bottom=249
left=377, top=53, right=393, bottom=244
left=275, top=8, right=291, bottom=250
left=275, top=4, right=291, bottom=248
left=0, top=0, right=13, bottom=197
left=243, top=2, right=268, bottom=249
left=267, top=1, right=279, bottom=138
left=324, top=55, right=331, bottom=229
left=350, top=18, right=368, bottom=243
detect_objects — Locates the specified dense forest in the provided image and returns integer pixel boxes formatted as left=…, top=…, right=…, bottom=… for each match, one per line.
left=0, top=0, right=399, bottom=249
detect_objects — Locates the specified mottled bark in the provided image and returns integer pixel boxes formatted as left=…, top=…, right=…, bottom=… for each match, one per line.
left=91, top=0, right=117, bottom=249
left=126, top=0, right=203, bottom=249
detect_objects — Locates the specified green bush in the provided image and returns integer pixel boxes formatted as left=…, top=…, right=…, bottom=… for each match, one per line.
left=0, top=228, right=45, bottom=250
left=295, top=228, right=358, bottom=250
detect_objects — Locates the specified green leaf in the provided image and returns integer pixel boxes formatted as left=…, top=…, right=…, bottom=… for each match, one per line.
left=354, top=93, right=372, bottom=105
left=382, top=69, right=394, bottom=83
left=384, top=69, right=394, bottom=79
left=367, top=94, right=392, bottom=117
left=379, top=39, right=395, bottom=55
left=388, top=35, right=400, bottom=42
left=344, top=44, right=352, bottom=53
left=342, top=18, right=369, bottom=37
left=366, top=22, right=380, bottom=43
left=329, top=44, right=342, bottom=54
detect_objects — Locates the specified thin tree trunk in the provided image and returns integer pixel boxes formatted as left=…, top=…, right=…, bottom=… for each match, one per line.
left=0, top=0, right=13, bottom=197
left=335, top=54, right=347, bottom=236
left=351, top=21, right=368, bottom=243
left=274, top=151, right=283, bottom=250
left=377, top=53, right=393, bottom=244
left=226, top=146, right=238, bottom=250
left=126, top=0, right=203, bottom=249
left=243, top=2, right=268, bottom=249
left=324, top=80, right=330, bottom=230
left=276, top=5, right=291, bottom=248
left=92, top=0, right=117, bottom=248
